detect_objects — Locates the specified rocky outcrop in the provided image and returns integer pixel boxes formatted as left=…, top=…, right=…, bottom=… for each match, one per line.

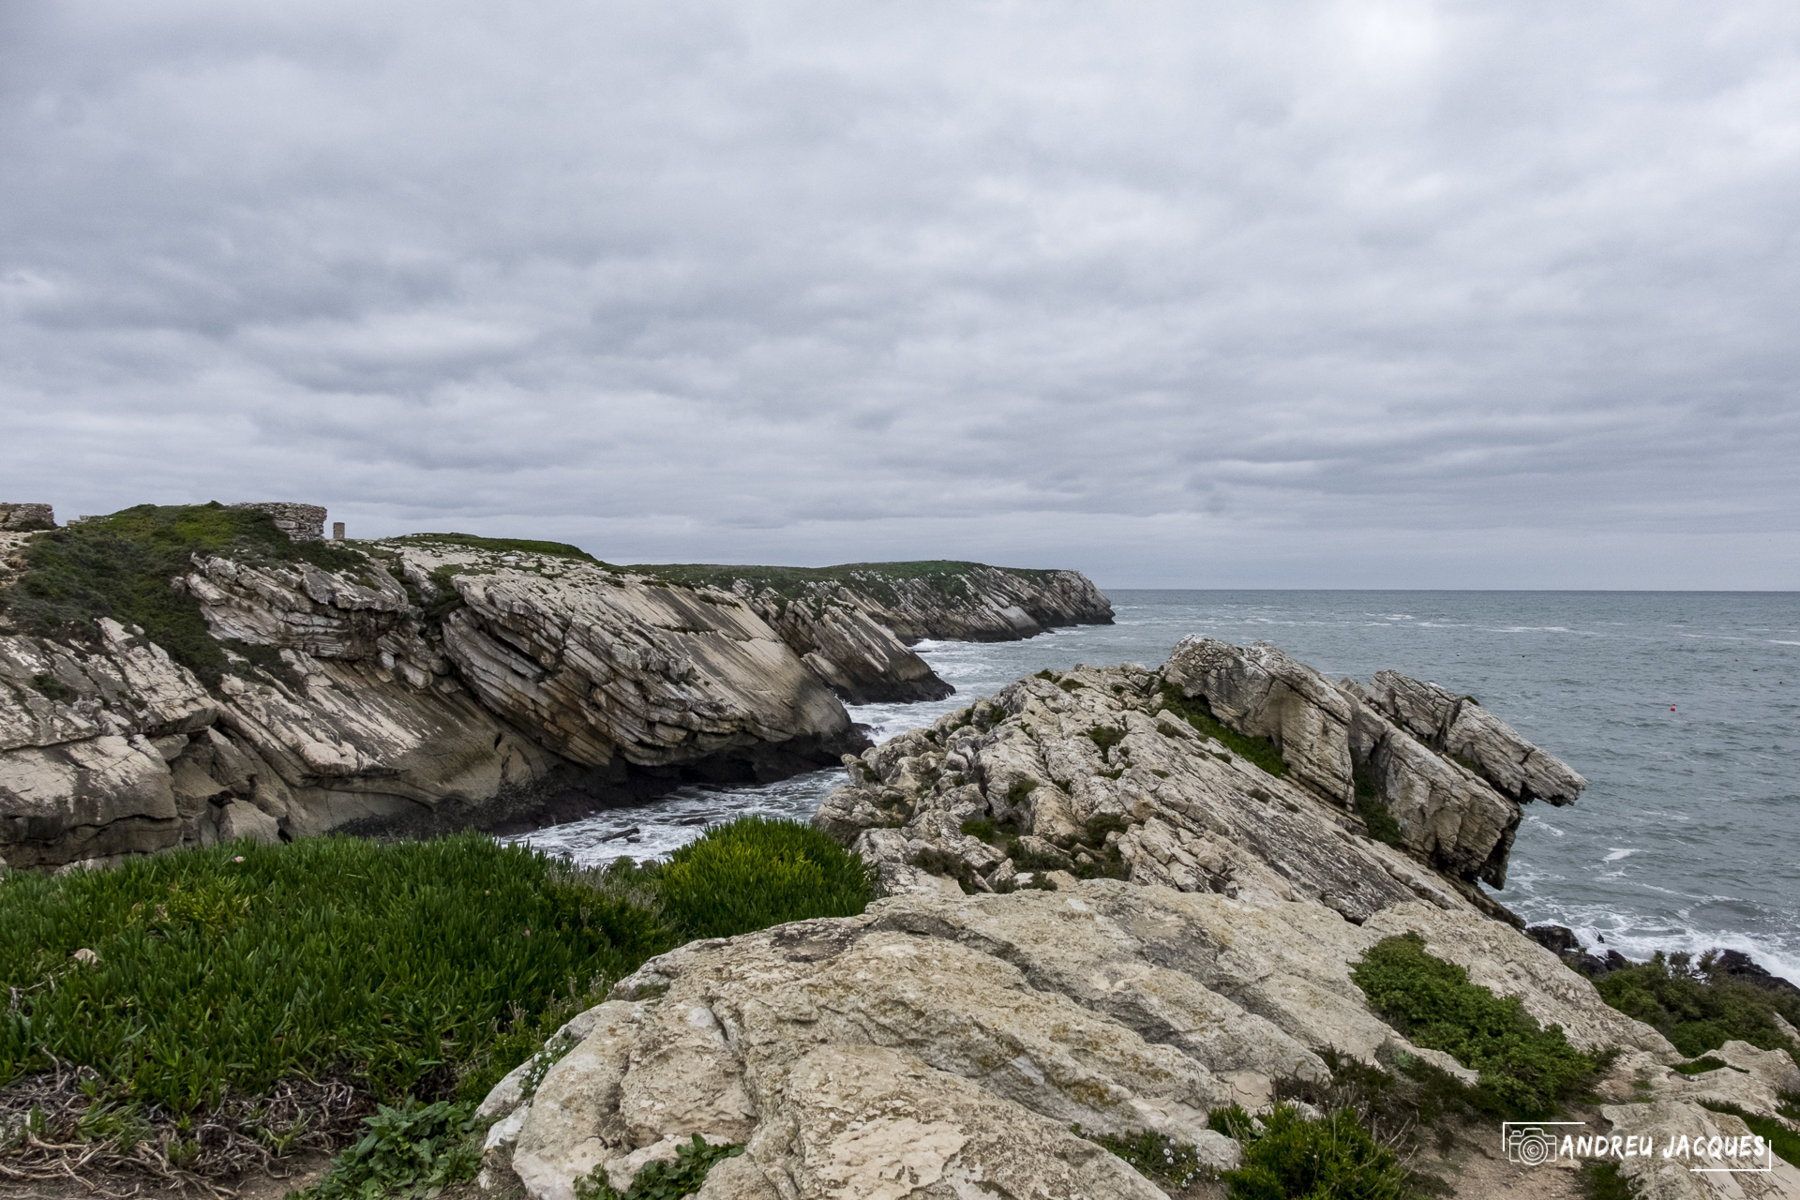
left=813, top=639, right=1578, bottom=917
left=481, top=884, right=1677, bottom=1200
left=655, top=563, right=1116, bottom=703
left=1363, top=669, right=1587, bottom=805
left=1160, top=637, right=1585, bottom=888
left=479, top=646, right=1797, bottom=1200
left=0, top=504, right=55, bottom=532
left=1, top=531, right=869, bottom=868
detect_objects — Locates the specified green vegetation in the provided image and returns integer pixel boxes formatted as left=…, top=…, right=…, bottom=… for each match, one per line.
left=1154, top=682, right=1288, bottom=779
left=298, top=1099, right=481, bottom=1200
left=0, top=503, right=365, bottom=686
left=652, top=816, right=876, bottom=940
left=1354, top=764, right=1405, bottom=847
left=1209, top=1103, right=1414, bottom=1200
left=1592, top=951, right=1800, bottom=1070
left=387, top=532, right=602, bottom=564
left=1351, top=934, right=1607, bottom=1119
left=637, top=560, right=1053, bottom=611
left=1671, top=1055, right=1739, bottom=1075
left=576, top=1134, right=745, bottom=1200
left=0, top=818, right=874, bottom=1181
left=1006, top=778, right=1039, bottom=806
left=1086, top=725, right=1126, bottom=759
left=1580, top=1162, right=1635, bottom=1200
left=1072, top=1124, right=1208, bottom=1192
left=1697, top=1100, right=1800, bottom=1169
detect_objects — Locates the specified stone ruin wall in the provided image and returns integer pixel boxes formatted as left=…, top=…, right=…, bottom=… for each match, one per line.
left=0, top=503, right=55, bottom=531
left=230, top=502, right=326, bottom=542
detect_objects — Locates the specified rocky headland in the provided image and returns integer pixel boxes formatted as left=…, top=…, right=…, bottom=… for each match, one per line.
left=0, top=504, right=1111, bottom=871
left=476, top=637, right=1800, bottom=1200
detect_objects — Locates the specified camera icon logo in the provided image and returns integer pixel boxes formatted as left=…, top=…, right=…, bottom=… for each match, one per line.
left=1503, top=1123, right=1570, bottom=1166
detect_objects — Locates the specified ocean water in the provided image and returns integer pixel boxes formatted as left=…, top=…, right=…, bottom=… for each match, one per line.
left=516, top=591, right=1800, bottom=983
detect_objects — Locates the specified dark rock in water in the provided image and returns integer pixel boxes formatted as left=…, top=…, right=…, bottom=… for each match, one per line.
left=1527, top=923, right=1583, bottom=955
left=1711, top=948, right=1800, bottom=997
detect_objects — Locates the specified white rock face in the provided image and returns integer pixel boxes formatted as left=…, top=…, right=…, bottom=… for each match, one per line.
left=1, top=540, right=866, bottom=867
left=483, top=882, right=1676, bottom=1200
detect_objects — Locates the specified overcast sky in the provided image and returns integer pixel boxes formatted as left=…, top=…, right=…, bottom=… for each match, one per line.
left=3, top=2, right=1797, bottom=587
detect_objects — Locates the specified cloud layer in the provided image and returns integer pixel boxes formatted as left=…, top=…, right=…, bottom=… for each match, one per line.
left=4, top=0, right=1798, bottom=586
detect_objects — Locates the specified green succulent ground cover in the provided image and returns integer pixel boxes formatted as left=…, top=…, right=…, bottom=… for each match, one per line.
left=1351, top=934, right=1608, bottom=1120
left=0, top=503, right=365, bottom=686
left=0, top=818, right=873, bottom=1185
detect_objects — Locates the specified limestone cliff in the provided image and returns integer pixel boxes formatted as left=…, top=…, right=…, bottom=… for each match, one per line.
left=641, top=561, right=1116, bottom=703
left=0, top=515, right=866, bottom=868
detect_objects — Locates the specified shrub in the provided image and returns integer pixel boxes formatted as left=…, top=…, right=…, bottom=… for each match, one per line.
left=1085, top=725, right=1126, bottom=759
left=657, top=816, right=875, bottom=940
left=1351, top=934, right=1606, bottom=1119
left=1593, top=952, right=1800, bottom=1069
left=576, top=1134, right=745, bottom=1200
left=1154, top=683, right=1287, bottom=778
left=1210, top=1103, right=1413, bottom=1200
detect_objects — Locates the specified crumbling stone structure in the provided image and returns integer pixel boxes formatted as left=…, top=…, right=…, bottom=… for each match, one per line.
left=0, top=503, right=55, bottom=531
left=230, top=502, right=326, bottom=543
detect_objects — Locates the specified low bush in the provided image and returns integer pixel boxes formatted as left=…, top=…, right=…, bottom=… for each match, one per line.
left=1351, top=934, right=1606, bottom=1119
left=1154, top=683, right=1288, bottom=778
left=655, top=816, right=875, bottom=940
left=1209, top=1103, right=1414, bottom=1200
left=1593, top=952, right=1800, bottom=1069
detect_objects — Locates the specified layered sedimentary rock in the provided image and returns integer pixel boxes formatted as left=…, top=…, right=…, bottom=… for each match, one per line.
left=815, top=638, right=1583, bottom=918
left=0, top=503, right=55, bottom=532
left=657, top=563, right=1116, bottom=703
left=0, top=534, right=869, bottom=868
left=480, top=648, right=1791, bottom=1200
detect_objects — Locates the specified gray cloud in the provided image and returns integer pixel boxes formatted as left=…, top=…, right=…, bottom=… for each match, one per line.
left=3, top=0, right=1798, bottom=586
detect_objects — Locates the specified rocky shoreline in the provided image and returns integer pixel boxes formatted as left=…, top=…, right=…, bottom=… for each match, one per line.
left=0, top=504, right=1112, bottom=871
left=471, top=635, right=1800, bottom=1200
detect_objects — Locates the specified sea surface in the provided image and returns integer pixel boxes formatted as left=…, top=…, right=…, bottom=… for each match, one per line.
left=516, top=591, right=1800, bottom=983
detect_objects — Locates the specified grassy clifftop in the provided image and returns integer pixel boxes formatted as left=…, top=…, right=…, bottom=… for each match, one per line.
left=640, top=560, right=1062, bottom=606
left=0, top=503, right=366, bottom=685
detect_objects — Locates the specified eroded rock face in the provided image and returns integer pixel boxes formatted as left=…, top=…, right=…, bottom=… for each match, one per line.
left=481, top=883, right=1671, bottom=1200
left=814, top=645, right=1564, bottom=919
left=1, top=540, right=868, bottom=867
left=1161, top=637, right=1585, bottom=888
left=719, top=565, right=1115, bottom=703
left=387, top=544, right=862, bottom=774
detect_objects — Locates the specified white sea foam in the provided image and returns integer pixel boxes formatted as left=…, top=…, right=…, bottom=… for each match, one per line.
left=1601, top=848, right=1638, bottom=863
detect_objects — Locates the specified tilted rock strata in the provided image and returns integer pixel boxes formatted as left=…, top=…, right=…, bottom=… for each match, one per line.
left=815, top=643, right=1576, bottom=921
left=1162, top=637, right=1584, bottom=887
left=1, top=540, right=867, bottom=868
left=711, top=564, right=1114, bottom=702
left=479, top=883, right=1676, bottom=1200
